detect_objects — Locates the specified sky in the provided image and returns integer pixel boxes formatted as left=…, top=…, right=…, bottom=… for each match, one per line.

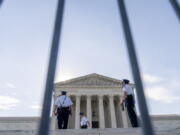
left=0, top=0, right=180, bottom=116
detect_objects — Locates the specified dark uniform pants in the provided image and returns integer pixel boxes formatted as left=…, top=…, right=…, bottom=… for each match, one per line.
left=81, top=125, right=88, bottom=129
left=125, top=95, right=139, bottom=127
left=57, top=107, right=70, bottom=129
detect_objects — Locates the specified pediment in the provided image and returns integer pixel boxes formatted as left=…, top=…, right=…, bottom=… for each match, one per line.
left=55, top=73, right=122, bottom=87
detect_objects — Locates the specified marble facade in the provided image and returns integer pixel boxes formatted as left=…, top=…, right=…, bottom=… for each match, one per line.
left=51, top=73, right=131, bottom=129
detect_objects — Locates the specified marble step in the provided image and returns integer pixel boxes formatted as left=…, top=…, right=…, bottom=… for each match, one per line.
left=0, top=126, right=180, bottom=135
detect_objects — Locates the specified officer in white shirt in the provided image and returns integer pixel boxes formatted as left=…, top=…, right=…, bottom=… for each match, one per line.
left=80, top=112, right=89, bottom=129
left=53, top=91, right=73, bottom=129
left=121, top=79, right=139, bottom=127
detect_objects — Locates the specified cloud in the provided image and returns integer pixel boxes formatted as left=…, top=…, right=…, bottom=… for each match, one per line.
left=143, top=74, right=180, bottom=103
left=145, top=86, right=180, bottom=103
left=30, top=105, right=41, bottom=110
left=5, top=82, right=15, bottom=89
left=0, top=104, right=16, bottom=110
left=143, top=74, right=162, bottom=83
left=56, top=73, right=74, bottom=82
left=0, top=96, right=20, bottom=110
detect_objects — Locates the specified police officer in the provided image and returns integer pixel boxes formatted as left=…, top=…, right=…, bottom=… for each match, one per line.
left=53, top=91, right=73, bottom=129
left=80, top=112, right=89, bottom=129
left=121, top=79, right=139, bottom=127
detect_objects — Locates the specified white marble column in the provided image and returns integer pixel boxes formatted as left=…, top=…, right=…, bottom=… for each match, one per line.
left=75, top=95, right=81, bottom=129
left=109, top=95, right=117, bottom=128
left=119, top=96, right=129, bottom=128
left=51, top=94, right=57, bottom=129
left=98, top=95, right=105, bottom=128
left=87, top=95, right=92, bottom=128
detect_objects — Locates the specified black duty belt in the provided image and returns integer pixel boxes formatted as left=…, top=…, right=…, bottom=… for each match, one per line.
left=58, top=106, right=69, bottom=110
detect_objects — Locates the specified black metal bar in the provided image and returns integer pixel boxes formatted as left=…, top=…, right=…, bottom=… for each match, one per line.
left=117, top=0, right=154, bottom=135
left=169, top=0, right=180, bottom=21
left=0, top=0, right=3, bottom=7
left=37, top=0, right=65, bottom=135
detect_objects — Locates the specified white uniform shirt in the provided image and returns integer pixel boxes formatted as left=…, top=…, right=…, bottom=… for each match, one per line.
left=80, top=116, right=89, bottom=126
left=54, top=95, right=73, bottom=107
left=122, top=84, right=134, bottom=95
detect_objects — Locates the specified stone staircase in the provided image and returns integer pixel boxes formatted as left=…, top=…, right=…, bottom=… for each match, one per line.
left=0, top=126, right=180, bottom=135
left=1, top=116, right=180, bottom=135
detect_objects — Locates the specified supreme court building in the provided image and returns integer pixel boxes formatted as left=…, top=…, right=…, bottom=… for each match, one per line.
left=51, top=73, right=132, bottom=129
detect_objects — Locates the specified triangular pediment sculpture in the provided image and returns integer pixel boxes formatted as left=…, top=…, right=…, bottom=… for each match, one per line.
left=55, top=73, right=123, bottom=87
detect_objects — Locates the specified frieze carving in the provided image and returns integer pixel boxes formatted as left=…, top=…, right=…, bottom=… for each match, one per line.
left=56, top=76, right=122, bottom=87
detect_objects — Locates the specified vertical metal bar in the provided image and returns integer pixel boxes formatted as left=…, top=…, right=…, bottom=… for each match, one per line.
left=0, top=0, right=3, bottom=7
left=117, top=0, right=154, bottom=135
left=169, top=0, right=180, bottom=21
left=37, top=0, right=65, bottom=135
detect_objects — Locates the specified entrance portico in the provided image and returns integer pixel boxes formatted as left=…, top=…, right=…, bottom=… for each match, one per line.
left=51, top=73, right=131, bottom=129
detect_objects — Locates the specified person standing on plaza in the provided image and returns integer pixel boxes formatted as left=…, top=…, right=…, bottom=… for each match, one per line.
left=53, top=91, right=73, bottom=129
left=121, top=79, right=139, bottom=127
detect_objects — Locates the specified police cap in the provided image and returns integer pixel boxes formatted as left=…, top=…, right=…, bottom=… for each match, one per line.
left=123, top=79, right=130, bottom=84
left=61, top=91, right=67, bottom=95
